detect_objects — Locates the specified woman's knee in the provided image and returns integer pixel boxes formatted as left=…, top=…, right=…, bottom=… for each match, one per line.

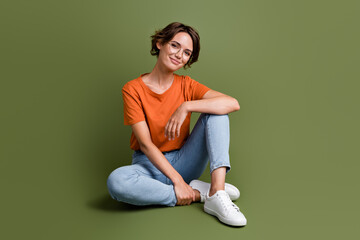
left=201, top=113, right=229, bottom=125
left=107, top=166, right=134, bottom=200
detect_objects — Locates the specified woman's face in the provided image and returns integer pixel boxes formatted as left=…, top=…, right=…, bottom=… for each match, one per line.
left=156, top=32, right=193, bottom=72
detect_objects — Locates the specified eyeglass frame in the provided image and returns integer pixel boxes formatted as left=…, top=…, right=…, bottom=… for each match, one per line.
left=167, top=41, right=193, bottom=59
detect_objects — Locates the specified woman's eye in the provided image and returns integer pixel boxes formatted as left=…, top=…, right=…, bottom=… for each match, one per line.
left=171, top=43, right=178, bottom=48
left=185, top=52, right=191, bottom=56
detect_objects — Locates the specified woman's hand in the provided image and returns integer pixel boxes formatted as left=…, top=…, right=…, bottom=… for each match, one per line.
left=174, top=179, right=195, bottom=206
left=165, top=103, right=189, bottom=141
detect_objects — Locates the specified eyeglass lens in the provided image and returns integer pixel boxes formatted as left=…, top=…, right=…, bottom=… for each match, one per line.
left=169, top=42, right=192, bottom=58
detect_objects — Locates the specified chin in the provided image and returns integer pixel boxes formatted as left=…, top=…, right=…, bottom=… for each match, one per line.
left=165, top=61, right=182, bottom=72
left=173, top=65, right=183, bottom=72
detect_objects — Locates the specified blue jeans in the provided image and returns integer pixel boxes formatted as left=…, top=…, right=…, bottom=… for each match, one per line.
left=107, top=113, right=231, bottom=206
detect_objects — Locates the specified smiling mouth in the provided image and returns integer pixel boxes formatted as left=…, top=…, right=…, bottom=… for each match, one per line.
left=170, top=57, right=180, bottom=65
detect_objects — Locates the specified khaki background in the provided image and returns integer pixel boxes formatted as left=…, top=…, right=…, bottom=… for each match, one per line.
left=1, top=0, right=359, bottom=239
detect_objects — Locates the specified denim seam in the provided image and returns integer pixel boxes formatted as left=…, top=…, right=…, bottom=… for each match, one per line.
left=206, top=115, right=215, bottom=171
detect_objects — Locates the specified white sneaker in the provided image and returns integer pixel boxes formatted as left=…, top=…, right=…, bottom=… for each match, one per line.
left=204, top=190, right=247, bottom=226
left=189, top=180, right=240, bottom=203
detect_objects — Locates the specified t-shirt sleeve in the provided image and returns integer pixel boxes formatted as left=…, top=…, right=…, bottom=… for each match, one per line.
left=122, top=85, right=145, bottom=125
left=186, top=76, right=211, bottom=100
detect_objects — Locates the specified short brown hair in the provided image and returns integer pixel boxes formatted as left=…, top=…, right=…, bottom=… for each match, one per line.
left=150, top=22, right=200, bottom=69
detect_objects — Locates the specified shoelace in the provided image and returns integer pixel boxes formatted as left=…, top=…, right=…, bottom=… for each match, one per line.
left=217, top=192, right=240, bottom=214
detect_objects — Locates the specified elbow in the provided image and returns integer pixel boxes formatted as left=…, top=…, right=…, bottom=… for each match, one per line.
left=139, top=143, right=147, bottom=153
left=139, top=141, right=153, bottom=153
left=233, top=98, right=240, bottom=111
left=224, top=98, right=239, bottom=114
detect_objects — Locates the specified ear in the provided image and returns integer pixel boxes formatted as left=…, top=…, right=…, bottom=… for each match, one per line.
left=156, top=40, right=162, bottom=50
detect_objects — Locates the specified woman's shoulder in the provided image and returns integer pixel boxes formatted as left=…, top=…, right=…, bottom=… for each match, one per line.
left=175, top=74, right=200, bottom=87
left=122, top=75, right=142, bottom=93
left=175, top=73, right=193, bottom=82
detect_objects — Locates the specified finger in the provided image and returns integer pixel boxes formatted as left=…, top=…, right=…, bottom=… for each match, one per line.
left=165, top=121, right=170, bottom=138
left=170, top=122, right=177, bottom=140
left=164, top=122, right=169, bottom=138
left=168, top=122, right=173, bottom=140
left=176, top=125, right=181, bottom=138
left=187, top=195, right=192, bottom=205
left=188, top=188, right=195, bottom=202
left=166, top=121, right=173, bottom=140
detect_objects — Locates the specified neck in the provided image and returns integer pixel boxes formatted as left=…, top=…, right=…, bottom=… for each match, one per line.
left=147, top=61, right=174, bottom=87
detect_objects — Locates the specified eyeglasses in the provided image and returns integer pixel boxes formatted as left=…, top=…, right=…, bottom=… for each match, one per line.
left=167, top=41, right=192, bottom=59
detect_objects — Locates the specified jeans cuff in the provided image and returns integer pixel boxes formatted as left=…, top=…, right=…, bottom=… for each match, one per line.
left=168, top=185, right=177, bottom=207
left=210, top=164, right=231, bottom=174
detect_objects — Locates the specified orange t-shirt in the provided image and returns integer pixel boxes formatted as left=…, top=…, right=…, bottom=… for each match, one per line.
left=122, top=73, right=211, bottom=152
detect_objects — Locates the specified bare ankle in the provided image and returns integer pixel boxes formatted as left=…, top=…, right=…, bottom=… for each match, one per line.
left=193, top=189, right=201, bottom=202
left=209, top=186, right=224, bottom=197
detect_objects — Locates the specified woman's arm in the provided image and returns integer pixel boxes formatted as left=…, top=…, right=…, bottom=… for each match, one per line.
left=164, top=90, right=240, bottom=140
left=131, top=121, right=181, bottom=183
left=184, top=89, right=240, bottom=115
left=131, top=121, right=195, bottom=205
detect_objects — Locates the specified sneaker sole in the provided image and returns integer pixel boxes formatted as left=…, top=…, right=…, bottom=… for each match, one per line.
left=204, top=206, right=247, bottom=226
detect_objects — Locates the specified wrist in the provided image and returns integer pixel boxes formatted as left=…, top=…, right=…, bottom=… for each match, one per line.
left=181, top=101, right=191, bottom=113
left=171, top=174, right=184, bottom=186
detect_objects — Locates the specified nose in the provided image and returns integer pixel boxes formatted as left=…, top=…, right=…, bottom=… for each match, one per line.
left=175, top=49, right=183, bottom=59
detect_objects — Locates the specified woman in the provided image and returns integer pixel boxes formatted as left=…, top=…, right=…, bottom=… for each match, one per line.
left=107, top=22, right=247, bottom=227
